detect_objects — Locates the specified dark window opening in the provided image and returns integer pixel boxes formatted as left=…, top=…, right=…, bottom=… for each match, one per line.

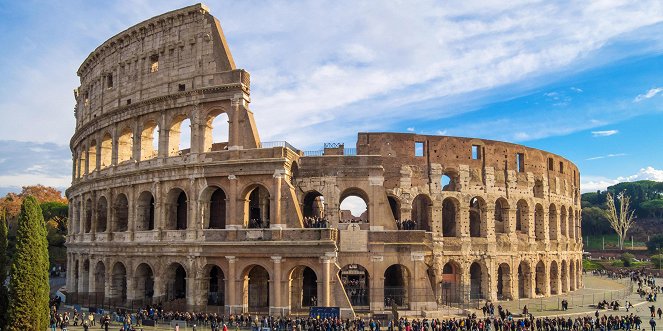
left=106, top=74, right=114, bottom=88
left=559, top=161, right=564, bottom=174
left=516, top=153, right=525, bottom=172
left=415, top=142, right=424, bottom=157
left=150, top=54, right=159, bottom=73
left=548, top=158, right=554, bottom=170
left=178, top=84, right=186, bottom=92
left=126, top=99, right=131, bottom=105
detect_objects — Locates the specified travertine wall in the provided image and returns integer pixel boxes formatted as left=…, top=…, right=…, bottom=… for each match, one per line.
left=66, top=4, right=582, bottom=318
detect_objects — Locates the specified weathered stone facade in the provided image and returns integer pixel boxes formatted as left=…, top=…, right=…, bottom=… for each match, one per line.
left=65, top=4, right=583, bottom=317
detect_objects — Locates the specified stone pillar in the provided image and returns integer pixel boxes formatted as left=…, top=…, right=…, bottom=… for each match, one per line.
left=104, top=261, right=112, bottom=299
left=88, top=260, right=97, bottom=296
left=229, top=97, right=241, bottom=150
left=321, top=256, right=331, bottom=307
left=271, top=256, right=283, bottom=316
left=271, top=171, right=283, bottom=228
left=225, top=256, right=238, bottom=314
left=458, top=206, right=470, bottom=237
left=158, top=114, right=169, bottom=158
left=228, top=175, right=239, bottom=228
left=486, top=205, right=496, bottom=241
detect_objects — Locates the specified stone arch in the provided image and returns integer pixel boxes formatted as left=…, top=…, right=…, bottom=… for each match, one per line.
left=242, top=184, right=271, bottom=228
left=165, top=262, right=188, bottom=301
left=516, top=199, right=530, bottom=234
left=201, top=186, right=227, bottom=229
left=134, top=263, right=155, bottom=301
left=517, top=260, right=532, bottom=298
left=136, top=191, right=155, bottom=231
left=339, top=188, right=369, bottom=223
left=561, top=260, right=568, bottom=293
left=469, top=196, right=487, bottom=237
left=534, top=203, right=545, bottom=240
left=117, top=126, right=133, bottom=164
left=440, top=261, right=461, bottom=304
left=100, top=132, right=113, bottom=169
left=73, top=259, right=80, bottom=292
left=113, top=193, right=129, bottom=232
left=569, top=259, right=576, bottom=291
left=412, top=194, right=432, bottom=231
left=242, top=264, right=270, bottom=312
left=140, top=120, right=159, bottom=160
left=497, top=263, right=512, bottom=300
left=387, top=195, right=400, bottom=221
left=549, top=204, right=558, bottom=240
left=469, top=261, right=488, bottom=299
left=441, top=170, right=460, bottom=191
left=93, top=261, right=105, bottom=294
left=87, top=139, right=97, bottom=172
left=288, top=265, right=318, bottom=311
left=78, top=147, right=86, bottom=177
left=302, top=190, right=325, bottom=219
left=568, top=207, right=575, bottom=239
left=201, top=264, right=225, bottom=306
left=442, top=197, right=459, bottom=237
left=339, top=264, right=370, bottom=308
left=110, top=262, right=127, bottom=302
left=84, top=198, right=93, bottom=233
left=550, top=260, right=559, bottom=295
left=81, top=259, right=90, bottom=293
left=168, top=114, right=191, bottom=156
left=535, top=260, right=546, bottom=295
left=203, top=108, right=230, bottom=152
left=494, top=198, right=509, bottom=234
left=384, top=264, right=410, bottom=308
left=96, top=196, right=108, bottom=232
left=560, top=206, right=567, bottom=237
left=166, top=188, right=188, bottom=230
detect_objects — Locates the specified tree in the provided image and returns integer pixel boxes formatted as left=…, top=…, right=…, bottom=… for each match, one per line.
left=640, top=199, right=663, bottom=219
left=646, top=235, right=663, bottom=253
left=605, top=191, right=637, bottom=250
left=41, top=201, right=68, bottom=232
left=7, top=196, right=50, bottom=330
left=0, top=209, right=8, bottom=328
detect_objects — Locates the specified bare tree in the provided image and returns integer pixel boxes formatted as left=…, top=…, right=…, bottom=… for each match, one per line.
left=605, top=191, right=636, bottom=250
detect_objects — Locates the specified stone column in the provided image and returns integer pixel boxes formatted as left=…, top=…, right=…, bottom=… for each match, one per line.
left=271, top=256, right=283, bottom=316
left=486, top=205, right=496, bottom=241
left=458, top=206, right=470, bottom=237
left=271, top=171, right=283, bottom=228
left=225, top=256, right=238, bottom=314
left=158, top=114, right=169, bottom=158
left=229, top=97, right=241, bottom=150
left=228, top=175, right=239, bottom=228
left=320, top=256, right=332, bottom=307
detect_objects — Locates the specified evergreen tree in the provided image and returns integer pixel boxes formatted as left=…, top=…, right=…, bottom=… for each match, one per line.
left=7, top=196, right=50, bottom=330
left=0, top=209, right=8, bottom=329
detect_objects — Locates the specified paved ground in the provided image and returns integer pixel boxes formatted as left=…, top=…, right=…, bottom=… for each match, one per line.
left=49, top=275, right=663, bottom=331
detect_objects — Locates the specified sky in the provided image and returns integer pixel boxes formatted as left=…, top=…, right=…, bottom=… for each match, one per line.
left=0, top=0, right=662, bottom=199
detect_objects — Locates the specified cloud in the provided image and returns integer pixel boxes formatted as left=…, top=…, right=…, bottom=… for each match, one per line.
left=0, top=140, right=71, bottom=195
left=570, top=87, right=584, bottom=93
left=581, top=166, right=663, bottom=192
left=406, top=127, right=415, bottom=132
left=585, top=153, right=626, bottom=161
left=634, top=87, right=663, bottom=102
left=591, top=130, right=619, bottom=137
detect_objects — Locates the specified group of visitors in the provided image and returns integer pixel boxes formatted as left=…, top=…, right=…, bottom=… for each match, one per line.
left=396, top=219, right=418, bottom=230
left=248, top=218, right=270, bottom=229
left=304, top=216, right=329, bottom=228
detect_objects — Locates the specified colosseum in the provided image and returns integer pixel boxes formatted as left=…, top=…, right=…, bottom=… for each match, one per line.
left=65, top=4, right=583, bottom=317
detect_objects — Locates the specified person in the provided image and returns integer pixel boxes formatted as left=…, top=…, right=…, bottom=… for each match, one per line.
left=175, top=323, right=180, bottom=331
left=651, top=317, right=657, bottom=331
left=50, top=314, right=57, bottom=331
left=659, top=307, right=663, bottom=319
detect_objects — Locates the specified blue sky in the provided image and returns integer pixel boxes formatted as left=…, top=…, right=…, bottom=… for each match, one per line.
left=0, top=0, right=662, bottom=196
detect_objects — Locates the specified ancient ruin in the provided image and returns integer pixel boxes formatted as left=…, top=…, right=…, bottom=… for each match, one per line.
left=65, top=4, right=583, bottom=317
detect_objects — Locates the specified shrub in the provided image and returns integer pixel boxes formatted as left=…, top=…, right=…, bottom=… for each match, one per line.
left=620, top=253, right=635, bottom=267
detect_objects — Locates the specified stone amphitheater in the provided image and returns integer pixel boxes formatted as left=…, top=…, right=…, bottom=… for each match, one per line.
left=65, top=4, right=583, bottom=317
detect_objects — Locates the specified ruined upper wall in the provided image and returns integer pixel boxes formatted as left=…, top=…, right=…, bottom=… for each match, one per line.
left=74, top=4, right=241, bottom=128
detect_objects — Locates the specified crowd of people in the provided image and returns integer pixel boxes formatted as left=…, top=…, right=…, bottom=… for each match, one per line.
left=395, top=219, right=418, bottom=230
left=304, top=217, right=329, bottom=228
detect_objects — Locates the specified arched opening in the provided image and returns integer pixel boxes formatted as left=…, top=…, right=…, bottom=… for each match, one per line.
left=117, top=127, right=133, bottom=164
left=569, top=260, right=576, bottom=291
left=561, top=260, right=568, bottom=293
left=113, top=194, right=129, bottom=232
left=168, top=115, right=191, bottom=156
left=340, top=189, right=368, bottom=223
left=516, top=200, right=529, bottom=234
left=442, top=198, right=458, bottom=237
left=96, top=197, right=108, bottom=233
left=534, top=203, right=545, bottom=240
left=518, top=261, right=532, bottom=298
left=87, top=140, right=97, bottom=173
left=78, top=149, right=86, bottom=177
left=81, top=260, right=90, bottom=293
left=73, top=261, right=79, bottom=292
left=165, top=264, right=187, bottom=301
left=244, top=185, right=270, bottom=228
left=497, top=263, right=512, bottom=300
left=302, top=191, right=325, bottom=218
left=440, top=171, right=459, bottom=191
left=135, top=263, right=155, bottom=302
left=387, top=196, right=400, bottom=221
left=140, top=120, right=159, bottom=160
left=440, top=262, right=461, bottom=304
left=469, top=262, right=484, bottom=299
left=548, top=204, right=558, bottom=240
left=568, top=207, right=575, bottom=239
left=289, top=266, right=318, bottom=311
left=339, top=264, right=369, bottom=308
left=166, top=189, right=188, bottom=230
left=84, top=198, right=92, bottom=233
left=100, top=133, right=112, bottom=169
left=469, top=197, right=486, bottom=237
left=494, top=198, right=509, bottom=234
left=244, top=265, right=270, bottom=312
left=384, top=265, right=409, bottom=308
left=535, top=261, right=546, bottom=295
left=209, top=188, right=227, bottom=229
left=204, top=111, right=229, bottom=152
left=411, top=194, right=432, bottom=231
left=136, top=191, right=155, bottom=231
left=208, top=266, right=225, bottom=306
left=94, top=261, right=105, bottom=294
left=550, top=261, right=559, bottom=295
left=560, top=206, right=567, bottom=237
left=110, top=262, right=127, bottom=302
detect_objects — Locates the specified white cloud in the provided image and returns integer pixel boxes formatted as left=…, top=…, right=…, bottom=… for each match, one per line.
left=585, top=153, right=626, bottom=161
left=591, top=130, right=619, bottom=137
left=406, top=127, right=415, bottom=132
left=581, top=166, right=663, bottom=192
left=634, top=87, right=663, bottom=102
left=0, top=174, right=70, bottom=190
left=571, top=87, right=584, bottom=93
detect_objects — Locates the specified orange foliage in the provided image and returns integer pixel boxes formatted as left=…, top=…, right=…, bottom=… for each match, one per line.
left=0, top=185, right=67, bottom=218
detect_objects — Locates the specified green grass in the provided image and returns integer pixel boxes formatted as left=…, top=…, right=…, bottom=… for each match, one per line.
left=610, top=260, right=651, bottom=268
left=583, top=259, right=604, bottom=271
left=583, top=234, right=646, bottom=250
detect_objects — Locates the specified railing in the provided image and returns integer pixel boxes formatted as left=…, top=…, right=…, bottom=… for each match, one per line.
left=303, top=150, right=324, bottom=156
left=260, top=141, right=299, bottom=151
left=344, top=148, right=357, bottom=155
left=203, top=228, right=337, bottom=242
left=134, top=230, right=158, bottom=242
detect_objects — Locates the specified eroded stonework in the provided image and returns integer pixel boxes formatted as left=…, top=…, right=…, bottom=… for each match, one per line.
left=65, top=4, right=583, bottom=317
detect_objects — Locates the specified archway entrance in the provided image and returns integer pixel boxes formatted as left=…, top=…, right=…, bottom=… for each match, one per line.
left=110, top=263, right=127, bottom=303
left=340, top=264, right=369, bottom=309
left=246, top=185, right=270, bottom=228
left=384, top=265, right=409, bottom=308
left=245, top=265, right=270, bottom=312
left=208, top=266, right=225, bottom=306
left=135, top=263, right=155, bottom=302
left=302, top=191, right=325, bottom=218
left=411, top=195, right=432, bottom=231
left=166, top=264, right=187, bottom=301
left=469, top=262, right=484, bottom=299
left=469, top=197, right=485, bottom=237
left=550, top=261, right=559, bottom=295
left=289, top=266, right=318, bottom=311
left=535, top=261, right=546, bottom=295
left=209, top=188, right=227, bottom=229
left=497, top=263, right=512, bottom=300
left=442, top=198, right=458, bottom=237
left=440, top=262, right=461, bottom=304
left=518, top=261, right=532, bottom=299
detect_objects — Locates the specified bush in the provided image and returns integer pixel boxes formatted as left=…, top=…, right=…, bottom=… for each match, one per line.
left=647, top=235, right=663, bottom=253
left=621, top=253, right=635, bottom=267
left=652, top=254, right=663, bottom=269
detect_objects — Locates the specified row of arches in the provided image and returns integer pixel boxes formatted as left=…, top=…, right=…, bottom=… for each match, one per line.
left=74, top=111, right=229, bottom=178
